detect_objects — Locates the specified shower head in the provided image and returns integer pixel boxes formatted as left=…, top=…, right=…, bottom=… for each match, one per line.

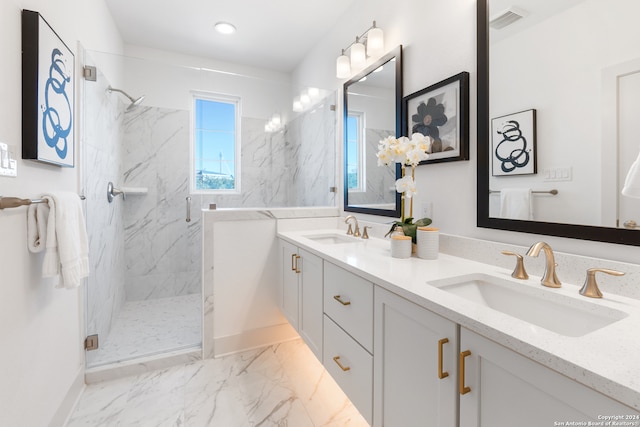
left=107, top=86, right=145, bottom=111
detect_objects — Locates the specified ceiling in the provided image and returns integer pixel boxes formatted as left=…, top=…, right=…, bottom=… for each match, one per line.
left=104, top=0, right=357, bottom=73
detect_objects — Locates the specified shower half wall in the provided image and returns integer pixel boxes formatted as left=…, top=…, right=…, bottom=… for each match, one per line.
left=82, top=50, right=336, bottom=367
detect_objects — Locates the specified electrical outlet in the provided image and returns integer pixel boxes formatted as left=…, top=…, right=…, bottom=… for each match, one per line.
left=421, top=202, right=433, bottom=218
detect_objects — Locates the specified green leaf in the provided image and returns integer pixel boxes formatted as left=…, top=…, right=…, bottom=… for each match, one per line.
left=414, top=217, right=432, bottom=227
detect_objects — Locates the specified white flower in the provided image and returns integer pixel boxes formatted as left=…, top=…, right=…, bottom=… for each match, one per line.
left=377, top=149, right=393, bottom=166
left=411, top=133, right=431, bottom=153
left=376, top=136, right=396, bottom=166
left=406, top=147, right=430, bottom=166
left=395, top=175, right=416, bottom=198
left=391, top=136, right=411, bottom=163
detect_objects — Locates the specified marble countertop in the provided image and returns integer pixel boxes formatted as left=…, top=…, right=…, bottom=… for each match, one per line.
left=277, top=228, right=640, bottom=411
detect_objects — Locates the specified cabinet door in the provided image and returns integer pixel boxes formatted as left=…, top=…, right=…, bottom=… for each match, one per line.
left=280, top=240, right=299, bottom=330
left=299, top=248, right=323, bottom=361
left=459, top=328, right=639, bottom=427
left=374, top=287, right=458, bottom=427
left=324, top=314, right=373, bottom=425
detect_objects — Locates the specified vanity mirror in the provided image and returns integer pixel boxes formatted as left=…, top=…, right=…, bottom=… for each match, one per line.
left=477, top=0, right=640, bottom=245
left=344, top=45, right=402, bottom=217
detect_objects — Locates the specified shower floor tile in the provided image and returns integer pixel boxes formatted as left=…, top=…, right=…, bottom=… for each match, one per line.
left=87, top=294, right=201, bottom=367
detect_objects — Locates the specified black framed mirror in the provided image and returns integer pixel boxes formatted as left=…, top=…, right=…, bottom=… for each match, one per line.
left=477, top=0, right=640, bottom=246
left=344, top=45, right=402, bottom=217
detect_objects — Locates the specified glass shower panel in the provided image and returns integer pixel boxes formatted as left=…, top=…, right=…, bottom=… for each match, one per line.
left=82, top=49, right=337, bottom=368
left=82, top=51, right=202, bottom=368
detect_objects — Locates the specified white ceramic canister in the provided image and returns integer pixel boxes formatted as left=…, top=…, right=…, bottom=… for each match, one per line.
left=390, top=235, right=412, bottom=259
left=417, top=226, right=439, bottom=260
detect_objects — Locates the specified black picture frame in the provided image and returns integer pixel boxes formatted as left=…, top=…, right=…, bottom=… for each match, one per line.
left=491, top=109, right=537, bottom=176
left=402, top=71, right=469, bottom=165
left=22, top=9, right=75, bottom=167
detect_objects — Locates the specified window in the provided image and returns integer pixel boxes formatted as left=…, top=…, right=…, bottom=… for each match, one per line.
left=192, top=93, right=241, bottom=193
left=346, top=111, right=365, bottom=192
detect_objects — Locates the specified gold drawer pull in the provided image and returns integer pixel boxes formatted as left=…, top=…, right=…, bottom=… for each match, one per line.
left=459, top=350, right=471, bottom=395
left=292, top=254, right=300, bottom=273
left=438, top=338, right=450, bottom=379
left=333, top=356, right=351, bottom=372
left=333, top=295, right=351, bottom=306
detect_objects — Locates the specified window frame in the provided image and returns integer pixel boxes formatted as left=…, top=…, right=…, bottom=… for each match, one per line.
left=346, top=110, right=366, bottom=193
left=190, top=91, right=242, bottom=195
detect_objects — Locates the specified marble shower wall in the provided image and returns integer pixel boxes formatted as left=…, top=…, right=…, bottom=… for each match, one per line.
left=284, top=94, right=337, bottom=207
left=82, top=60, right=126, bottom=363
left=117, top=93, right=337, bottom=300
left=121, top=107, right=201, bottom=301
left=207, top=93, right=337, bottom=209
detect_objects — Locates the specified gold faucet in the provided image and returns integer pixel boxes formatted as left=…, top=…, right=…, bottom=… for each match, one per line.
left=344, top=215, right=360, bottom=237
left=526, top=241, right=561, bottom=288
left=579, top=268, right=625, bottom=298
left=501, top=251, right=529, bottom=280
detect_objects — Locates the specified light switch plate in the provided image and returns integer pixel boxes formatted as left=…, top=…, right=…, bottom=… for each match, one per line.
left=0, top=142, right=17, bottom=177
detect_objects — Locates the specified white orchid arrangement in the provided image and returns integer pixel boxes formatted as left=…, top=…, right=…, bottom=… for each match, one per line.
left=377, top=133, right=433, bottom=242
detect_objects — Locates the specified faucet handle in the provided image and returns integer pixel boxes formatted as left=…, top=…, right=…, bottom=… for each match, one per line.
left=346, top=223, right=353, bottom=235
left=353, top=224, right=361, bottom=237
left=362, top=226, right=371, bottom=239
left=501, top=251, right=529, bottom=280
left=579, top=268, right=625, bottom=298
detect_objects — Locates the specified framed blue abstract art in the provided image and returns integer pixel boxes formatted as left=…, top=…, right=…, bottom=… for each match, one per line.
left=22, top=10, right=75, bottom=167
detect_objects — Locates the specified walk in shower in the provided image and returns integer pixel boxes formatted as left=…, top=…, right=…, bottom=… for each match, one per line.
left=81, top=50, right=336, bottom=368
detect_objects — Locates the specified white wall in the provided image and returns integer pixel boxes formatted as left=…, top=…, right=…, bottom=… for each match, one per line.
left=291, top=0, right=640, bottom=264
left=0, top=0, right=123, bottom=425
left=122, top=44, right=292, bottom=121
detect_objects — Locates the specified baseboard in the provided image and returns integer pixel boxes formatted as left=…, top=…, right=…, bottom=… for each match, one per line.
left=49, top=365, right=85, bottom=427
left=213, top=322, right=299, bottom=358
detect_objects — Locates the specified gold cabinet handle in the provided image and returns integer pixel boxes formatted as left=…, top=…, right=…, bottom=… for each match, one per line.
left=333, top=295, right=351, bottom=306
left=291, top=254, right=300, bottom=273
left=333, top=356, right=351, bottom=372
left=438, top=338, right=450, bottom=379
left=459, top=350, right=471, bottom=395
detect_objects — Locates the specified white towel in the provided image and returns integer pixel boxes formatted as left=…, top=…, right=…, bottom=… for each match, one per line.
left=40, top=192, right=90, bottom=289
left=500, top=188, right=533, bottom=220
left=27, top=202, right=50, bottom=253
left=622, top=151, right=640, bottom=199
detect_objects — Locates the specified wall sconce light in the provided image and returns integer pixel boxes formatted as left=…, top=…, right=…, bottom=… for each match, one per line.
left=291, top=87, right=324, bottom=114
left=265, top=113, right=283, bottom=133
left=335, top=21, right=385, bottom=79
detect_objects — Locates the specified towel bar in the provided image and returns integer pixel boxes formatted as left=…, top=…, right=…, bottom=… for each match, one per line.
left=489, top=189, right=558, bottom=195
left=0, top=195, right=85, bottom=210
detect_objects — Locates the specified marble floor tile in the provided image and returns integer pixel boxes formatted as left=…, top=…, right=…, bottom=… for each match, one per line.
left=67, top=339, right=369, bottom=427
left=88, top=294, right=201, bottom=367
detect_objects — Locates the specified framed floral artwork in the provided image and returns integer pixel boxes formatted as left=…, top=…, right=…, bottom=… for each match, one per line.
left=22, top=9, right=75, bottom=167
left=491, top=109, right=537, bottom=176
left=402, top=71, right=469, bottom=164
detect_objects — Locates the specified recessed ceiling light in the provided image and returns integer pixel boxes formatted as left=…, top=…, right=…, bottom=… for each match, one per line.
left=214, top=22, right=236, bottom=35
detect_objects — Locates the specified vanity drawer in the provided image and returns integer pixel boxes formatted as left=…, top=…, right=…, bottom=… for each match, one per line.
left=323, top=262, right=373, bottom=352
left=323, top=315, right=373, bottom=425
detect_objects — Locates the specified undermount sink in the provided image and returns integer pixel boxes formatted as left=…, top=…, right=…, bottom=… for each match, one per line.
left=429, top=274, right=628, bottom=337
left=303, top=232, right=359, bottom=245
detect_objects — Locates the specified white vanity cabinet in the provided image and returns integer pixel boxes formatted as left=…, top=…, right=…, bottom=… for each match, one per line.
left=279, top=240, right=323, bottom=361
left=458, top=328, right=639, bottom=426
left=323, top=262, right=374, bottom=425
left=373, top=287, right=458, bottom=427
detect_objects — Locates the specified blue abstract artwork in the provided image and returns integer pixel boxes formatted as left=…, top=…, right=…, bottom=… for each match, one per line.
left=22, top=10, right=75, bottom=167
